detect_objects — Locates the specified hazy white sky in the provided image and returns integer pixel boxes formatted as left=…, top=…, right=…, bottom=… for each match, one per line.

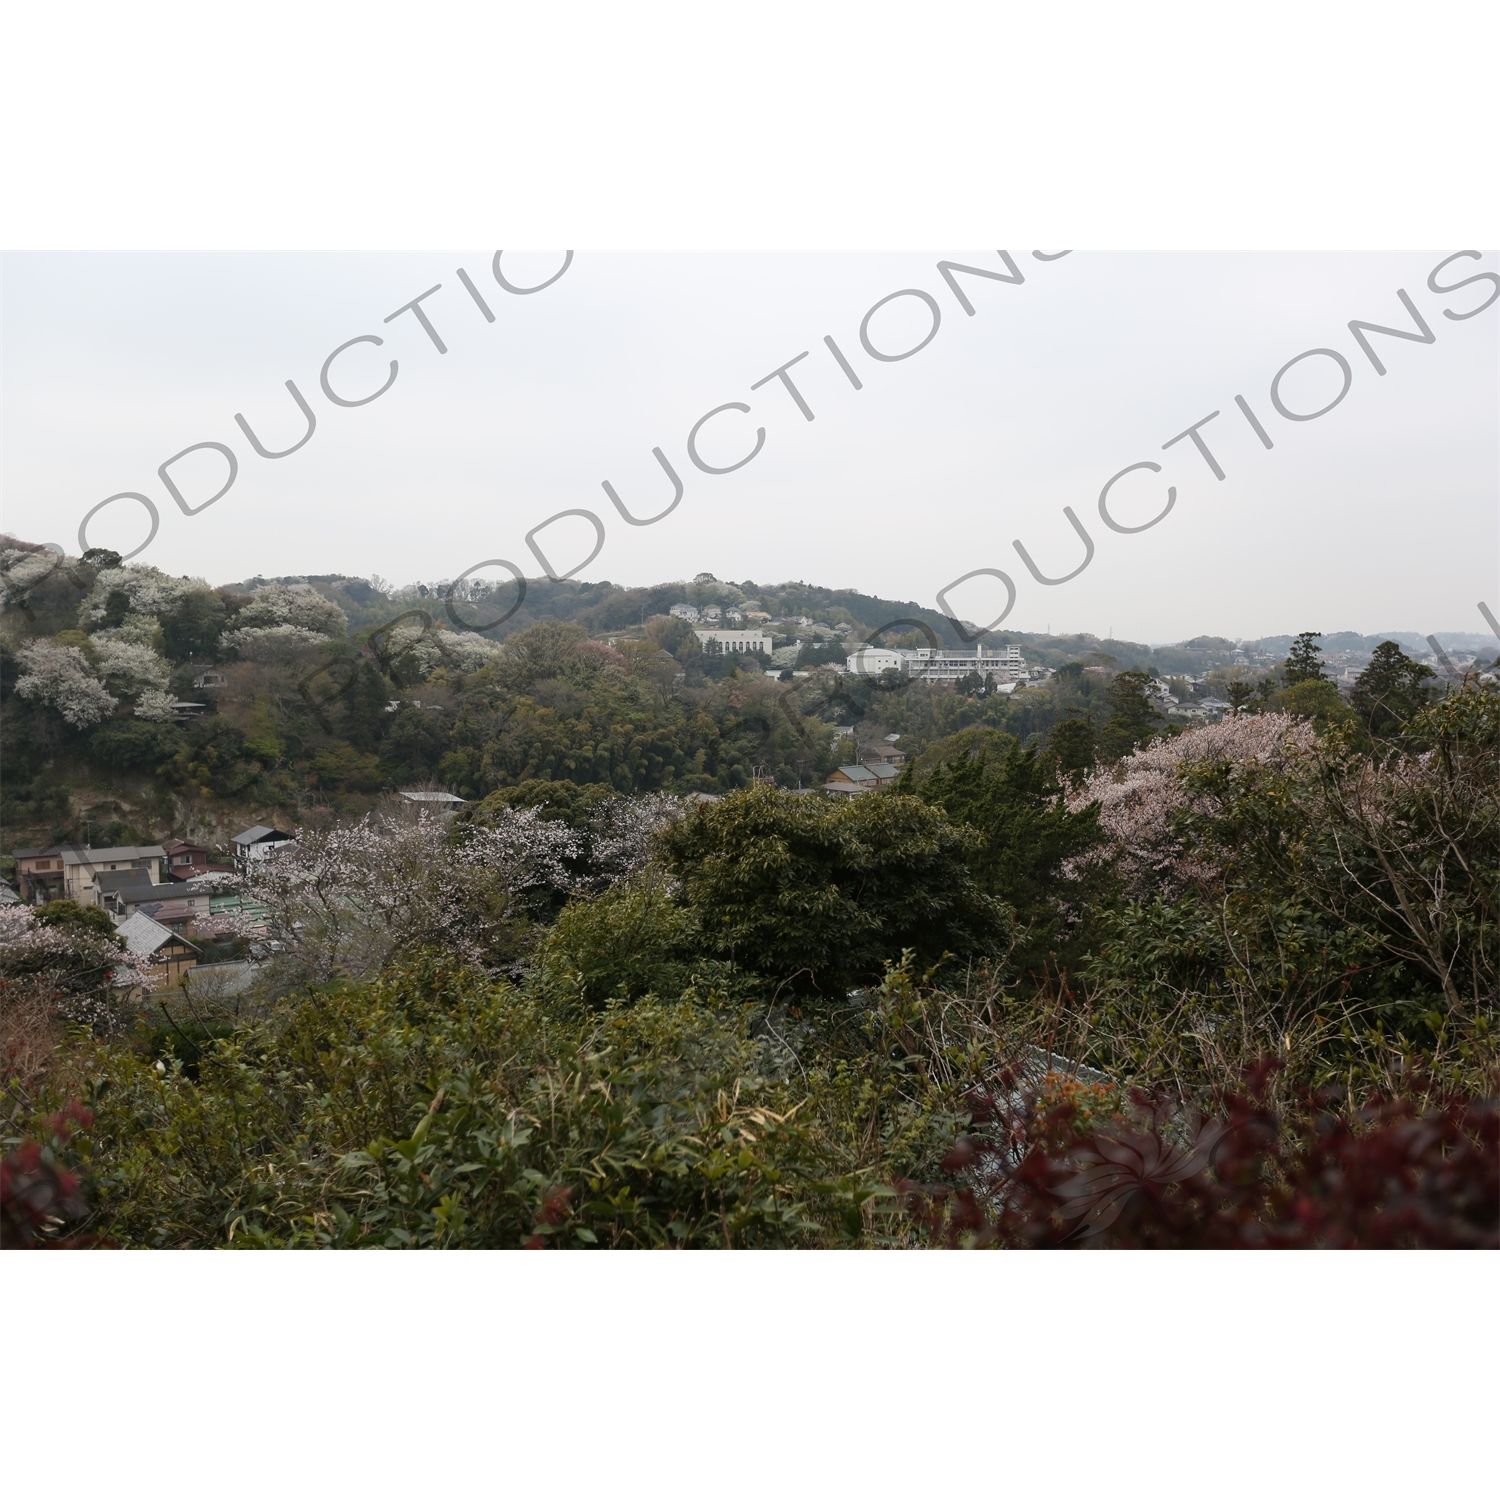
left=3, top=250, right=1495, bottom=641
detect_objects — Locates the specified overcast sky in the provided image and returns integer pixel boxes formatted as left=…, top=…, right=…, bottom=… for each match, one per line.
left=2, top=250, right=1495, bottom=642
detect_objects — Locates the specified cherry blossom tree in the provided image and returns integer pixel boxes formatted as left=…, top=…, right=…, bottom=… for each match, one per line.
left=13, top=639, right=118, bottom=729
left=1069, top=713, right=1319, bottom=897
left=0, top=903, right=156, bottom=1033
left=244, top=805, right=585, bottom=983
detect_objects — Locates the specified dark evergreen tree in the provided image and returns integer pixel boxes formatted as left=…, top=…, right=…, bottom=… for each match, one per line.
left=1284, top=631, right=1325, bottom=685
left=1098, top=670, right=1162, bottom=759
left=907, top=738, right=1102, bottom=967
left=158, top=589, right=228, bottom=662
left=1048, top=712, right=1097, bottom=781
left=340, top=662, right=393, bottom=752
left=1351, top=641, right=1437, bottom=737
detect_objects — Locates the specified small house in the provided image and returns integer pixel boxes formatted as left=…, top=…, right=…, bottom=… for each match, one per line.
left=115, top=911, right=201, bottom=985
left=232, top=825, right=297, bottom=870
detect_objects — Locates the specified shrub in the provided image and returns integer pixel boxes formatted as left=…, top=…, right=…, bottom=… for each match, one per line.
left=659, top=785, right=1011, bottom=995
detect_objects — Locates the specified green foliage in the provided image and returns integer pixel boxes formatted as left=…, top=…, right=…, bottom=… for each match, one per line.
left=1283, top=630, right=1325, bottom=685
left=381, top=706, right=450, bottom=782
left=1098, top=670, right=1163, bottom=760
left=88, top=718, right=182, bottom=771
left=156, top=589, right=230, bottom=662
left=53, top=959, right=887, bottom=1248
left=159, top=719, right=260, bottom=797
left=659, top=785, right=1011, bottom=995
left=903, top=733, right=1102, bottom=966
left=644, top=615, right=700, bottom=662
left=35, top=900, right=121, bottom=944
left=1351, top=640, right=1437, bottom=738
left=531, top=879, right=706, bottom=1009
left=1048, top=712, right=1097, bottom=782
left=310, top=743, right=384, bottom=793
left=1278, top=676, right=1356, bottom=731
left=469, top=777, right=621, bottom=831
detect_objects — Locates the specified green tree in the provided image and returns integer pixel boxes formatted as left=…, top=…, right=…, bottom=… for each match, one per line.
left=88, top=718, right=181, bottom=771
left=1279, top=677, right=1355, bottom=731
left=1226, top=681, right=1255, bottom=714
left=340, top=662, right=393, bottom=752
left=659, top=784, right=1010, bottom=995
left=1283, top=631, right=1325, bottom=685
left=1098, top=670, right=1162, bottom=760
left=157, top=589, right=228, bottom=662
left=1048, top=712, right=1097, bottom=782
left=1351, top=641, right=1436, bottom=738
left=905, top=735, right=1101, bottom=961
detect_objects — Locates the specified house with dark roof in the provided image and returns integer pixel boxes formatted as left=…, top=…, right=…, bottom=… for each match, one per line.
left=231, top=825, right=297, bottom=870
left=95, top=870, right=214, bottom=926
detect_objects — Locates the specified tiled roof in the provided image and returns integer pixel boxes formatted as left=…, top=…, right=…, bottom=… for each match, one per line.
left=115, top=911, right=198, bottom=960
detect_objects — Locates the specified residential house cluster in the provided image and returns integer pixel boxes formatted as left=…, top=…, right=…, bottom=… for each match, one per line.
left=9, top=824, right=297, bottom=990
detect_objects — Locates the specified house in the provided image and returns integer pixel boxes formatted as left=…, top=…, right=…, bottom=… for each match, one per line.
left=398, top=791, right=467, bottom=819
left=692, top=629, right=773, bottom=655
left=191, top=671, right=228, bottom=690
left=161, top=838, right=234, bottom=881
left=12, top=845, right=167, bottom=907
left=825, top=761, right=903, bottom=795
left=232, top=825, right=297, bottom=870
left=744, top=611, right=771, bottom=622
left=95, top=870, right=214, bottom=926
left=865, top=748, right=907, bottom=766
left=669, top=603, right=700, bottom=622
left=700, top=605, right=723, bottom=623
left=114, top=910, right=200, bottom=984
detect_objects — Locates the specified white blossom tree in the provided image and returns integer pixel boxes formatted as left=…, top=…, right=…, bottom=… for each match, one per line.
left=244, top=805, right=584, bottom=983
left=233, top=583, right=347, bottom=637
left=78, top=563, right=208, bottom=627
left=0, top=903, right=157, bottom=1039
left=92, top=637, right=172, bottom=694
left=14, top=639, right=118, bottom=728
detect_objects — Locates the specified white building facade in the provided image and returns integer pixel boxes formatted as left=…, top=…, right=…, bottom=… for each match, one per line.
left=693, top=629, right=773, bottom=655
left=846, top=644, right=1026, bottom=683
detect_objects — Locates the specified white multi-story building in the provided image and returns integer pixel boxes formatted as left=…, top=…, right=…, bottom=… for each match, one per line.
left=693, top=629, right=774, bottom=655
left=846, top=643, right=1027, bottom=683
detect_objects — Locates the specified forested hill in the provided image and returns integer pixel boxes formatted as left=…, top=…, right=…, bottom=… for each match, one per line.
left=0, top=535, right=1450, bottom=870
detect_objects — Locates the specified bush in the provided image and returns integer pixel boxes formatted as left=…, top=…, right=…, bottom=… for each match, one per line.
left=659, top=785, right=1011, bottom=995
left=89, top=718, right=181, bottom=771
left=903, top=1063, right=1499, bottom=1249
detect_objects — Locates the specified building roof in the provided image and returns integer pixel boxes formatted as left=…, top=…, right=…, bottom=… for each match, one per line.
left=829, top=764, right=878, bottom=782
left=162, top=838, right=212, bottom=855
left=115, top=911, right=200, bottom=960
left=0, top=884, right=21, bottom=905
left=106, top=879, right=211, bottom=905
left=233, top=825, right=293, bottom=846
left=95, top=869, right=155, bottom=895
left=58, top=845, right=166, bottom=867
left=11, top=847, right=61, bottom=860
left=139, top=900, right=195, bottom=923
left=397, top=791, right=468, bottom=804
